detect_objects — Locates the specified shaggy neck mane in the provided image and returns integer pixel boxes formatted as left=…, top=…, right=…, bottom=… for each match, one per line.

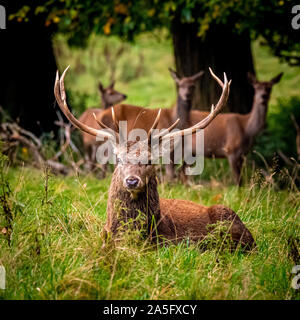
left=107, top=172, right=160, bottom=235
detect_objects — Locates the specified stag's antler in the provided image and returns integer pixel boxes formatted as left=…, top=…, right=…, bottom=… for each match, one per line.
left=54, top=67, right=117, bottom=141
left=92, top=113, right=110, bottom=130
left=160, top=68, right=231, bottom=142
left=148, top=109, right=161, bottom=139
left=55, top=67, right=230, bottom=151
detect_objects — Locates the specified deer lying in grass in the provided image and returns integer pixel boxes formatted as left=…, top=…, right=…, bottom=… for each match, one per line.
left=78, top=80, right=127, bottom=169
left=54, top=67, right=255, bottom=249
left=186, top=71, right=283, bottom=185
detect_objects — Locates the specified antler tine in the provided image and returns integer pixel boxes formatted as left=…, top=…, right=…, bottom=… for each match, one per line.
left=111, top=107, right=119, bottom=133
left=93, top=113, right=110, bottom=130
left=59, top=65, right=70, bottom=102
left=164, top=118, right=180, bottom=134
left=209, top=67, right=224, bottom=88
left=148, top=109, right=161, bottom=139
left=132, top=109, right=146, bottom=130
left=54, top=67, right=115, bottom=141
left=161, top=69, right=231, bottom=142
left=152, top=118, right=180, bottom=142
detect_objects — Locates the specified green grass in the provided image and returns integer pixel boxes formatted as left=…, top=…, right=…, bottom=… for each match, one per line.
left=0, top=164, right=299, bottom=300
left=0, top=34, right=300, bottom=300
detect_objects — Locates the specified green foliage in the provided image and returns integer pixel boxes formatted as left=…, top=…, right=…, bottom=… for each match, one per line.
left=53, top=33, right=174, bottom=110
left=11, top=0, right=300, bottom=65
left=53, top=32, right=300, bottom=121
left=253, top=97, right=300, bottom=164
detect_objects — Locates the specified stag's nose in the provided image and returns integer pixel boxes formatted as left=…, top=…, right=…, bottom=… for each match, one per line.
left=125, top=176, right=140, bottom=189
left=123, top=94, right=127, bottom=99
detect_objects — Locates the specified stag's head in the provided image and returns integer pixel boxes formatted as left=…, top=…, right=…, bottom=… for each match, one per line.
left=112, top=142, right=155, bottom=197
left=247, top=72, right=283, bottom=104
left=55, top=67, right=230, bottom=197
left=99, top=80, right=127, bottom=108
left=169, top=68, right=204, bottom=101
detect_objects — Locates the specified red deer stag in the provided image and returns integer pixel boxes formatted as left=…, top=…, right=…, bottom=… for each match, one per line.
left=186, top=71, right=283, bottom=185
left=54, top=67, right=255, bottom=249
left=78, top=80, right=127, bottom=169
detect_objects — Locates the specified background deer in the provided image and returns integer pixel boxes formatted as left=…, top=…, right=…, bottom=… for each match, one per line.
left=78, top=80, right=127, bottom=169
left=54, top=67, right=255, bottom=249
left=186, top=71, right=283, bottom=185
left=98, top=80, right=127, bottom=110
left=89, top=69, right=204, bottom=178
left=93, top=69, right=204, bottom=131
left=164, top=69, right=204, bottom=179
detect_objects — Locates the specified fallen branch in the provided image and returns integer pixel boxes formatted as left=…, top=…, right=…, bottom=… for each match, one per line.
left=0, top=119, right=73, bottom=175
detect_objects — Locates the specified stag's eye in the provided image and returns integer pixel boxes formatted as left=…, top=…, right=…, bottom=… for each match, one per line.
left=116, top=157, right=122, bottom=164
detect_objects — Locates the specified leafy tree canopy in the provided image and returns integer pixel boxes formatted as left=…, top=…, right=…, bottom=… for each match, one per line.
left=10, top=0, right=300, bottom=65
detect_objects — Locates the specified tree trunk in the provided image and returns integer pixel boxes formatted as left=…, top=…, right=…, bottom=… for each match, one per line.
left=171, top=19, right=255, bottom=113
left=0, top=11, right=58, bottom=135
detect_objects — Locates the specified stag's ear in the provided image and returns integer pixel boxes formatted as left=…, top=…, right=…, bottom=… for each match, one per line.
left=169, top=68, right=180, bottom=83
left=190, top=70, right=204, bottom=82
left=247, top=72, right=257, bottom=85
left=108, top=81, right=115, bottom=89
left=270, top=72, right=283, bottom=85
left=98, top=81, right=104, bottom=93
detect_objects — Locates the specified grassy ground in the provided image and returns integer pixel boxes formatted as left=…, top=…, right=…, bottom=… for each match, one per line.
left=0, top=34, right=300, bottom=300
left=0, top=163, right=299, bottom=300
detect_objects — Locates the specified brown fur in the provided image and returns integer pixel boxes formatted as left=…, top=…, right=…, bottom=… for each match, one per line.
left=79, top=108, right=102, bottom=162
left=186, top=72, right=283, bottom=185
left=79, top=82, right=127, bottom=167
left=94, top=71, right=204, bottom=178
left=79, top=70, right=203, bottom=176
left=104, top=143, right=255, bottom=249
left=96, top=70, right=203, bottom=133
left=54, top=68, right=254, bottom=250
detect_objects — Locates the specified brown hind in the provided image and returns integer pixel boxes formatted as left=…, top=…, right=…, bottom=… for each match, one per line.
left=186, top=71, right=283, bottom=185
left=79, top=80, right=127, bottom=170
left=90, top=69, right=204, bottom=178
